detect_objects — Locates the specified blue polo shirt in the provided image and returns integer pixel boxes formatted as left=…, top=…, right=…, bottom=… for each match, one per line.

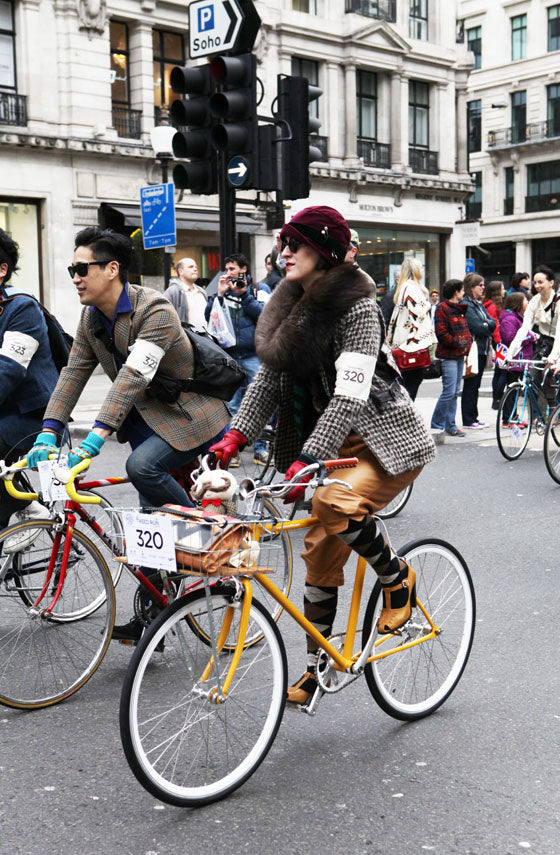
left=44, top=283, right=154, bottom=450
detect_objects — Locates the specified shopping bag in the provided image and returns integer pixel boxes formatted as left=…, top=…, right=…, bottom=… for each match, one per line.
left=208, top=298, right=236, bottom=349
left=463, top=340, right=479, bottom=378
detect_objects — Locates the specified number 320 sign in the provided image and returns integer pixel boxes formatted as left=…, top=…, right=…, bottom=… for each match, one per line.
left=122, top=511, right=177, bottom=571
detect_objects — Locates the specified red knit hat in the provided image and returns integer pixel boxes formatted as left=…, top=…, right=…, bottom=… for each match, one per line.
left=280, top=205, right=351, bottom=267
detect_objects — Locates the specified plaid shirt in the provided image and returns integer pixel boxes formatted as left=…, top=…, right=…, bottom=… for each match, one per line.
left=44, top=284, right=229, bottom=450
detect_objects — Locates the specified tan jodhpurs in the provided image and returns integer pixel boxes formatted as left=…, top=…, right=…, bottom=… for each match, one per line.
left=302, top=434, right=422, bottom=587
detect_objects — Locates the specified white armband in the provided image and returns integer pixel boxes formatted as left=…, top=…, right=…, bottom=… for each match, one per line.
left=334, top=351, right=376, bottom=402
left=0, top=331, right=39, bottom=368
left=125, top=339, right=165, bottom=380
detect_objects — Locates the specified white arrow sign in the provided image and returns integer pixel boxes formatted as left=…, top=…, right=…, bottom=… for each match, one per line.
left=189, top=0, right=243, bottom=59
left=229, top=161, right=248, bottom=179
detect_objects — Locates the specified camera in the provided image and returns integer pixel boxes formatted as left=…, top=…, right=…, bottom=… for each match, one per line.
left=227, top=275, right=246, bottom=289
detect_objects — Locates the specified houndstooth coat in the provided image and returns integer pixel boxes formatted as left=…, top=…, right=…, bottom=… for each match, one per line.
left=44, top=284, right=229, bottom=450
left=231, top=264, right=436, bottom=475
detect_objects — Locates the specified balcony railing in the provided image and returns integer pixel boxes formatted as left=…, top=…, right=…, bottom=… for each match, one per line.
left=504, top=197, right=514, bottom=215
left=345, top=0, right=396, bottom=22
left=525, top=192, right=560, bottom=213
left=112, top=105, right=142, bottom=139
left=358, top=139, right=391, bottom=168
left=0, top=92, right=27, bottom=127
left=488, top=119, right=560, bottom=149
left=310, top=134, right=328, bottom=162
left=409, top=147, right=439, bottom=175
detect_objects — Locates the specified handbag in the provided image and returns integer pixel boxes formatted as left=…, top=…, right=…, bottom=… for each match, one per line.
left=391, top=346, right=431, bottom=371
left=463, top=340, right=479, bottom=378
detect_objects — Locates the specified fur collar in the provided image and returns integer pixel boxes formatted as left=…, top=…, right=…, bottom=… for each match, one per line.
left=255, top=263, right=374, bottom=380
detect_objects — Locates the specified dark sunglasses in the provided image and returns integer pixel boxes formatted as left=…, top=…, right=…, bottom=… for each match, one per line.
left=280, top=236, right=301, bottom=253
left=67, top=260, right=108, bottom=279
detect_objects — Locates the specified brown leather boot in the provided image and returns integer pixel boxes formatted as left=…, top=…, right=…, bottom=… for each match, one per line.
left=377, top=565, right=416, bottom=634
left=286, top=671, right=317, bottom=705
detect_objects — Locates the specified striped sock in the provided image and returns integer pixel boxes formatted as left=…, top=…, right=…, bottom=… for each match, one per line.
left=337, top=514, right=405, bottom=586
left=303, top=584, right=338, bottom=672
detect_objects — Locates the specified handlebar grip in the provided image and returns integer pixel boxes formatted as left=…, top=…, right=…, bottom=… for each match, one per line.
left=323, top=457, right=359, bottom=471
left=3, top=457, right=39, bottom=501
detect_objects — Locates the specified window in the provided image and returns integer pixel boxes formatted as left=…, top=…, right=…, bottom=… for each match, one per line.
left=292, top=0, right=317, bottom=11
left=511, top=14, right=526, bottom=61
left=409, top=0, right=428, bottom=40
left=467, top=26, right=481, bottom=70
left=511, top=90, right=526, bottom=143
left=526, top=160, right=560, bottom=212
left=292, top=57, right=319, bottom=119
left=548, top=5, right=560, bottom=52
left=153, top=30, right=184, bottom=111
left=0, top=0, right=16, bottom=90
left=547, top=84, right=560, bottom=137
left=357, top=70, right=377, bottom=140
left=467, top=100, right=481, bottom=153
left=504, top=166, right=514, bottom=215
left=466, top=171, right=482, bottom=219
left=110, top=21, right=129, bottom=106
left=409, top=80, right=429, bottom=148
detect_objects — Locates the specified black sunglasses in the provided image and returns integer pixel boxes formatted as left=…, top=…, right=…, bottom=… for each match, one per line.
left=280, top=236, right=301, bottom=253
left=67, top=260, right=108, bottom=279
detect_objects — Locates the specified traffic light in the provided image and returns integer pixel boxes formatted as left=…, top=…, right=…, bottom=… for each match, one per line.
left=169, top=63, right=218, bottom=195
left=208, top=53, right=259, bottom=188
left=276, top=75, right=323, bottom=200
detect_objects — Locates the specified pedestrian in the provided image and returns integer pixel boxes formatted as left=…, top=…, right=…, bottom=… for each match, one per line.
left=344, top=228, right=376, bottom=289
left=261, top=250, right=282, bottom=290
left=430, top=278, right=472, bottom=437
left=25, top=227, right=229, bottom=644
left=0, top=228, right=58, bottom=535
left=507, top=271, right=531, bottom=297
left=205, top=253, right=271, bottom=465
left=460, top=272, right=496, bottom=429
left=483, top=279, right=506, bottom=408
left=506, top=265, right=560, bottom=409
left=164, top=257, right=208, bottom=328
left=499, top=292, right=537, bottom=412
left=209, top=205, right=436, bottom=706
left=387, top=257, right=436, bottom=400
left=429, top=289, right=439, bottom=324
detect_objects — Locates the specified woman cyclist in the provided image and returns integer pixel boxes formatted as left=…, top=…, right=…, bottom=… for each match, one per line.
left=210, top=206, right=436, bottom=705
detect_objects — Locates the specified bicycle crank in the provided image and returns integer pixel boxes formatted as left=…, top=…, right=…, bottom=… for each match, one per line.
left=316, top=634, right=360, bottom=694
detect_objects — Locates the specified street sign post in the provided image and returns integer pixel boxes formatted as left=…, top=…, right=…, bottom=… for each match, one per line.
left=140, top=183, right=176, bottom=250
left=188, top=0, right=261, bottom=59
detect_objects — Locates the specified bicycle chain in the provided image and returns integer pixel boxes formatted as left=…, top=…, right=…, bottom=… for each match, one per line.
left=316, top=634, right=361, bottom=694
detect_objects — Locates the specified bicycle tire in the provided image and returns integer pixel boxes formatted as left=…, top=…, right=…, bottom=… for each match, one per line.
left=496, top=383, right=533, bottom=460
left=0, top=520, right=115, bottom=709
left=120, top=584, right=287, bottom=807
left=362, top=538, right=475, bottom=721
left=375, top=483, right=413, bottom=519
left=543, top=402, right=560, bottom=484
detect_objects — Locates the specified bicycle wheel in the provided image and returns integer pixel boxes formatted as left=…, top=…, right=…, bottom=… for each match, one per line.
left=496, top=383, right=533, bottom=460
left=120, top=584, right=287, bottom=807
left=362, top=538, right=475, bottom=721
left=543, top=402, right=560, bottom=484
left=0, top=520, right=115, bottom=709
left=375, top=483, right=413, bottom=520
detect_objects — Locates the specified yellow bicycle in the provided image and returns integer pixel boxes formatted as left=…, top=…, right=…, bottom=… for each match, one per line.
left=119, top=458, right=475, bottom=807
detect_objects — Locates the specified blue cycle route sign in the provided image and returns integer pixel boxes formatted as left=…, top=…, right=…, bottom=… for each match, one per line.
left=140, top=183, right=176, bottom=250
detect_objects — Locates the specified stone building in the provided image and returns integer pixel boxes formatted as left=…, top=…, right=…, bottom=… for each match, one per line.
left=459, top=0, right=560, bottom=283
left=1, top=0, right=473, bottom=331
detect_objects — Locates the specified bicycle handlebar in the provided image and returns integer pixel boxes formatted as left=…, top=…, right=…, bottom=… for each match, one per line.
left=238, top=457, right=358, bottom=501
left=1, top=455, right=101, bottom=505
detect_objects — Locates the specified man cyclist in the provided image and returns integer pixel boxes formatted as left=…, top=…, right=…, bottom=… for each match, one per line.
left=26, top=227, right=229, bottom=643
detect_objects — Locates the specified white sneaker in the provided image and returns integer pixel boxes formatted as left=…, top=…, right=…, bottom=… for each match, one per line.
left=3, top=501, right=50, bottom=553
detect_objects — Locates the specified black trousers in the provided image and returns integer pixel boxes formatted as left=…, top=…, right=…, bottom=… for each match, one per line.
left=400, top=367, right=424, bottom=401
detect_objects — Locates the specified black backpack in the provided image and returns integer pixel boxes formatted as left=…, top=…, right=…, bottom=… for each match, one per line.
left=0, top=292, right=73, bottom=372
left=90, top=313, right=246, bottom=403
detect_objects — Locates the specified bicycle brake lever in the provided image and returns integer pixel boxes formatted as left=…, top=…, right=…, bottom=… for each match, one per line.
left=320, top=477, right=353, bottom=490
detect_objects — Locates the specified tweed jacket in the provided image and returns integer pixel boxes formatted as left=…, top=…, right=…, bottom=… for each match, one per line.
left=44, top=284, right=229, bottom=450
left=231, top=265, right=436, bottom=475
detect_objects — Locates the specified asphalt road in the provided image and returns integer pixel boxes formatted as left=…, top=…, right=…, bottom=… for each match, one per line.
left=2, top=433, right=560, bottom=855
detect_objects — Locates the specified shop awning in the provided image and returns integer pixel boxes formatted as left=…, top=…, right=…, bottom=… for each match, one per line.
left=100, top=203, right=262, bottom=233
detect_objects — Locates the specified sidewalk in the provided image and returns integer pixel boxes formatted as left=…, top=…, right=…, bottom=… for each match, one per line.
left=70, top=368, right=499, bottom=446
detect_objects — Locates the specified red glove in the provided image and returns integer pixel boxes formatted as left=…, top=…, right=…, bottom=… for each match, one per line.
left=208, top=429, right=247, bottom=467
left=283, top=454, right=316, bottom=504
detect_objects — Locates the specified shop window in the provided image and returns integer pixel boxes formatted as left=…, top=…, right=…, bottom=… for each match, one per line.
left=348, top=227, right=442, bottom=296
left=511, top=14, right=527, bottom=61
left=532, top=237, right=560, bottom=279
left=471, top=242, right=515, bottom=283
left=467, top=26, right=481, bottom=70
left=153, top=29, right=185, bottom=117
left=0, top=200, right=41, bottom=300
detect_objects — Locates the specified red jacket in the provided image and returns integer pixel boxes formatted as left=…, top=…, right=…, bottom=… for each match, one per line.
left=483, top=299, right=501, bottom=346
left=434, top=300, right=473, bottom=360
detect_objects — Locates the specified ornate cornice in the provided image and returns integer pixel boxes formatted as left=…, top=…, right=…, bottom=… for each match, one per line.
left=0, top=131, right=152, bottom=158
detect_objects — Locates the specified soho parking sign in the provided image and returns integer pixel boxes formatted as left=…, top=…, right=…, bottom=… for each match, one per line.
left=188, top=0, right=244, bottom=58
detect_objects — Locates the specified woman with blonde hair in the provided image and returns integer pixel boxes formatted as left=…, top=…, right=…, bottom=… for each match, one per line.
left=387, top=257, right=436, bottom=400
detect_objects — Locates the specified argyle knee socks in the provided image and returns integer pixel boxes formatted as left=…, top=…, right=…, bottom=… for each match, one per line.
left=303, top=584, right=338, bottom=672
left=336, top=514, right=407, bottom=585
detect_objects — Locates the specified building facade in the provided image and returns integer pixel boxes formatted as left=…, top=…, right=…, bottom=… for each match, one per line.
left=459, top=0, right=560, bottom=283
left=1, top=0, right=473, bottom=331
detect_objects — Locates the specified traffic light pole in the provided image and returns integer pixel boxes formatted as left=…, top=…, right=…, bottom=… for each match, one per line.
left=218, top=150, right=236, bottom=261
